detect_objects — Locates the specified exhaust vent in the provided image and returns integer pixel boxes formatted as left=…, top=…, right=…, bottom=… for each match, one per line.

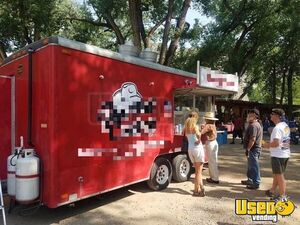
left=119, top=41, right=139, bottom=57
left=140, top=48, right=158, bottom=63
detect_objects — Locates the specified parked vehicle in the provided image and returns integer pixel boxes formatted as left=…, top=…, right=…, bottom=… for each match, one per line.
left=0, top=37, right=238, bottom=208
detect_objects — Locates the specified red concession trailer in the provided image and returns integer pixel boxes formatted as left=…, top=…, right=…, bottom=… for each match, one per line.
left=0, top=37, right=238, bottom=208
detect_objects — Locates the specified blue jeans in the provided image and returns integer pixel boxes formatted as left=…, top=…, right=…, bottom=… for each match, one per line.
left=247, top=148, right=261, bottom=186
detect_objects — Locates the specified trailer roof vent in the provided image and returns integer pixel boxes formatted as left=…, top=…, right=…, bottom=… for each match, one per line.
left=140, top=48, right=158, bottom=63
left=119, top=41, right=139, bottom=57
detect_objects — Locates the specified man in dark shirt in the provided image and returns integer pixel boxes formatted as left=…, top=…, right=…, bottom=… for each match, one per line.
left=241, top=109, right=263, bottom=189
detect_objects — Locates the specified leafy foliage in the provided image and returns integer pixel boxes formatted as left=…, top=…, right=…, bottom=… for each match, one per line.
left=189, top=0, right=299, bottom=116
left=0, top=0, right=299, bottom=113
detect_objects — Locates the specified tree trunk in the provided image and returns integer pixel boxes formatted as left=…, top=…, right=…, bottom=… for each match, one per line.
left=23, top=26, right=33, bottom=44
left=34, top=27, right=41, bottom=42
left=271, top=66, right=276, bottom=104
left=287, top=66, right=294, bottom=119
left=145, top=18, right=166, bottom=48
left=105, top=13, right=125, bottom=45
left=280, top=69, right=286, bottom=105
left=159, top=0, right=174, bottom=64
left=0, top=42, right=7, bottom=64
left=137, top=1, right=146, bottom=48
left=238, top=77, right=258, bottom=100
left=164, top=0, right=191, bottom=66
left=236, top=40, right=259, bottom=77
left=233, top=22, right=256, bottom=55
left=128, top=0, right=142, bottom=50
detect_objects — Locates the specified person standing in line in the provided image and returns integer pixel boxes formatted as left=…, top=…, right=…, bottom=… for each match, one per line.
left=241, top=109, right=263, bottom=189
left=183, top=113, right=205, bottom=196
left=263, top=108, right=290, bottom=201
left=201, top=112, right=219, bottom=184
left=231, top=114, right=244, bottom=144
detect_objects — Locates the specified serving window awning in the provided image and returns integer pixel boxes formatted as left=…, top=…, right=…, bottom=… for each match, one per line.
left=175, top=85, right=236, bottom=96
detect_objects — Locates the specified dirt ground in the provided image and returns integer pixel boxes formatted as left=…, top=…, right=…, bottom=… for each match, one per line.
left=2, top=137, right=300, bottom=225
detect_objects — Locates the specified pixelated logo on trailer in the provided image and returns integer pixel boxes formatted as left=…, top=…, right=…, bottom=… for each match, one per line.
left=97, top=82, right=157, bottom=140
left=78, top=82, right=172, bottom=160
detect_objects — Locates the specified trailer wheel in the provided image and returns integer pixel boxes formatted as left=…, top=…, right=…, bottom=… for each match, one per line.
left=147, top=158, right=172, bottom=191
left=172, top=154, right=192, bottom=182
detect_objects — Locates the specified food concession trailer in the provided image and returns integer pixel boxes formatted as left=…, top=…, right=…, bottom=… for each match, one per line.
left=0, top=37, right=238, bottom=208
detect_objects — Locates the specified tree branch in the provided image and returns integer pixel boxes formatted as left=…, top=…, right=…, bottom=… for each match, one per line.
left=0, top=41, right=7, bottom=64
left=223, top=0, right=236, bottom=16
left=23, top=26, right=32, bottom=44
left=65, top=17, right=112, bottom=28
left=159, top=0, right=174, bottom=64
left=164, top=0, right=191, bottom=66
left=233, top=21, right=257, bottom=54
left=104, top=12, right=125, bottom=45
left=222, top=0, right=247, bottom=36
left=128, top=0, right=142, bottom=49
left=238, top=77, right=258, bottom=100
left=137, top=1, right=147, bottom=48
left=145, top=17, right=168, bottom=48
left=237, top=39, right=259, bottom=77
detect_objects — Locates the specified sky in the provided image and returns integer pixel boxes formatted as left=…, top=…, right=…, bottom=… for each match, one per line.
left=186, top=7, right=212, bottom=26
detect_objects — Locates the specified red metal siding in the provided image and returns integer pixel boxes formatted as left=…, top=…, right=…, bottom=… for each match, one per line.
left=0, top=78, right=11, bottom=179
left=46, top=46, right=190, bottom=207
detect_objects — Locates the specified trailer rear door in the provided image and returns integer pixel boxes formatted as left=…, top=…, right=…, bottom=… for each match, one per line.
left=0, top=76, right=15, bottom=180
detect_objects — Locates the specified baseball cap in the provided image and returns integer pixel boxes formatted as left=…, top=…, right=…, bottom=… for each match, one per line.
left=248, top=109, right=260, bottom=118
left=271, top=108, right=285, bottom=117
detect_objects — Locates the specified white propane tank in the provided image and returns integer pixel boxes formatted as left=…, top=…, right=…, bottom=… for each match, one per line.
left=15, top=149, right=40, bottom=203
left=7, top=152, right=18, bottom=196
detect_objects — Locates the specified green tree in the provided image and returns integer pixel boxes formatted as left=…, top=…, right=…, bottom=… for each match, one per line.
left=192, top=0, right=299, bottom=117
left=0, top=0, right=55, bottom=62
left=1, top=0, right=199, bottom=67
left=0, top=0, right=90, bottom=62
left=84, top=0, right=194, bottom=66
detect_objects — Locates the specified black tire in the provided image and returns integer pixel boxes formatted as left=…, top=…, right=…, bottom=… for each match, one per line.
left=147, top=157, right=172, bottom=191
left=172, top=154, right=192, bottom=182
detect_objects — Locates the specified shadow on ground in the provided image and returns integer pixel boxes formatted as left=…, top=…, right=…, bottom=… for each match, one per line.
left=4, top=139, right=299, bottom=225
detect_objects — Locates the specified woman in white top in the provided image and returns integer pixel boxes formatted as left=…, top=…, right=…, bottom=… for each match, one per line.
left=183, top=113, right=205, bottom=196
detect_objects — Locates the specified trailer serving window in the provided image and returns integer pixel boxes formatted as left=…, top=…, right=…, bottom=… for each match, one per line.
left=174, top=90, right=215, bottom=134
